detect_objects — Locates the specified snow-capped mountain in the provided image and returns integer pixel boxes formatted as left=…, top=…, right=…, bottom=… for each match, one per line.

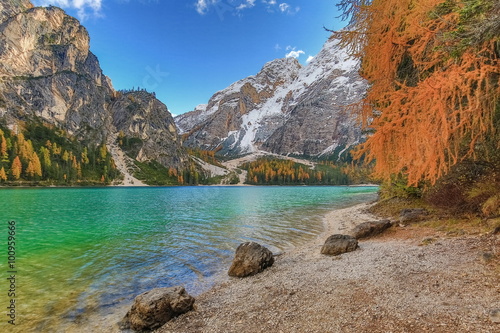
left=175, top=37, right=367, bottom=157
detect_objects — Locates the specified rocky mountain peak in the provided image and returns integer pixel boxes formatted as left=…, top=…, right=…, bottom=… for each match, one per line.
left=111, top=90, right=186, bottom=167
left=176, top=37, right=367, bottom=157
left=257, top=57, right=301, bottom=83
left=0, top=6, right=90, bottom=77
left=0, top=2, right=187, bottom=180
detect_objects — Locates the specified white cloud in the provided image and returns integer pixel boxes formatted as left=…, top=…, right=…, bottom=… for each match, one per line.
left=285, top=49, right=305, bottom=59
left=195, top=0, right=212, bottom=15
left=236, top=0, right=256, bottom=11
left=278, top=2, right=299, bottom=14
left=195, top=0, right=296, bottom=15
left=278, top=3, right=289, bottom=12
left=33, top=0, right=102, bottom=21
left=306, top=55, right=314, bottom=64
left=195, top=0, right=256, bottom=15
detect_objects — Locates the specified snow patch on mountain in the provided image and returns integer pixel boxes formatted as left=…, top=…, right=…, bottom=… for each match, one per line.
left=176, top=37, right=366, bottom=157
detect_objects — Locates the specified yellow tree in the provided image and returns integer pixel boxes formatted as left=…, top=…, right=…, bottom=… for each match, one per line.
left=26, top=151, right=42, bottom=179
left=11, top=156, right=22, bottom=180
left=1, top=134, right=8, bottom=161
left=0, top=167, right=7, bottom=181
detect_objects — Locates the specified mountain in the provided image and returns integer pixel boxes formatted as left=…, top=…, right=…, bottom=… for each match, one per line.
left=176, top=38, right=367, bottom=158
left=0, top=2, right=186, bottom=183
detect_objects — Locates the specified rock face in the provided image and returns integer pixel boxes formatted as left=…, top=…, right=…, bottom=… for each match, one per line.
left=111, top=91, right=186, bottom=167
left=120, top=286, right=195, bottom=331
left=0, top=0, right=32, bottom=23
left=350, top=220, right=392, bottom=239
left=177, top=38, right=366, bottom=158
left=228, top=242, right=275, bottom=277
left=0, top=2, right=186, bottom=170
left=320, top=234, right=358, bottom=256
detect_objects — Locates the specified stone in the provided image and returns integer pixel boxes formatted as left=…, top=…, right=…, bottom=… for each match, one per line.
left=119, top=286, right=195, bottom=331
left=489, top=308, right=500, bottom=323
left=350, top=220, right=392, bottom=239
left=320, top=234, right=358, bottom=256
left=399, top=208, right=429, bottom=226
left=228, top=242, right=275, bottom=277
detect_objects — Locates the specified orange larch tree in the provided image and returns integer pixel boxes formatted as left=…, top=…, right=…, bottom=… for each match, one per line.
left=0, top=167, right=7, bottom=181
left=11, top=156, right=22, bottom=180
left=336, top=0, right=500, bottom=185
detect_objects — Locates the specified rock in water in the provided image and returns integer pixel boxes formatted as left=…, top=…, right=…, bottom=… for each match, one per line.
left=228, top=242, right=275, bottom=277
left=350, top=220, right=392, bottom=239
left=120, top=286, right=195, bottom=331
left=321, top=234, right=358, bottom=256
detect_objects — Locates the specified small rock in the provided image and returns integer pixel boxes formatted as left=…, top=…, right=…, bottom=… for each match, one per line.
left=321, top=234, right=358, bottom=256
left=228, top=242, right=274, bottom=277
left=489, top=308, right=500, bottom=323
left=492, top=226, right=500, bottom=235
left=350, top=220, right=392, bottom=239
left=481, top=252, right=496, bottom=264
left=119, top=286, right=195, bottom=331
left=399, top=208, right=429, bottom=225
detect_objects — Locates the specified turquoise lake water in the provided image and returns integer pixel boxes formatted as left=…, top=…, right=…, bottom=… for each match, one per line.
left=0, top=186, right=377, bottom=332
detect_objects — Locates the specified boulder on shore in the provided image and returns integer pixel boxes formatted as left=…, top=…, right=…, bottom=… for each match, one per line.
left=399, top=208, right=429, bottom=226
left=119, top=286, right=195, bottom=332
left=350, top=220, right=392, bottom=239
left=228, top=242, right=275, bottom=277
left=321, top=234, right=358, bottom=256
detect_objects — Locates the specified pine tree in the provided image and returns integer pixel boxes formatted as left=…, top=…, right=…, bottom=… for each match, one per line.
left=39, top=146, right=51, bottom=168
left=81, top=147, right=89, bottom=165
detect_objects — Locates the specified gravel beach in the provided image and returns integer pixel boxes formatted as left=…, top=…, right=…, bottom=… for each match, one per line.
left=156, top=203, right=499, bottom=333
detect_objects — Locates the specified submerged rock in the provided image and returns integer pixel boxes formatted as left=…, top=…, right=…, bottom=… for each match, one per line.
left=321, top=234, right=358, bottom=256
left=119, top=286, right=195, bottom=331
left=350, top=220, right=392, bottom=239
left=228, top=242, right=275, bottom=277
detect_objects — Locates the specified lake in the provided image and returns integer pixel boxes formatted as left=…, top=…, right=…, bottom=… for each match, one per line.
left=0, top=186, right=378, bottom=332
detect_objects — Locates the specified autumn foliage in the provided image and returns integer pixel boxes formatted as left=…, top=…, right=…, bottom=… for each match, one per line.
left=0, top=121, right=120, bottom=184
left=242, top=158, right=349, bottom=185
left=336, top=0, right=500, bottom=185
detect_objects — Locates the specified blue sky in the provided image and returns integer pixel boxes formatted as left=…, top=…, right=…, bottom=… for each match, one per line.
left=32, top=1, right=347, bottom=115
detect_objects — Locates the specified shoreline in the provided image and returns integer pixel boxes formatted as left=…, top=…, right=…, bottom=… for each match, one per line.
left=156, top=202, right=499, bottom=333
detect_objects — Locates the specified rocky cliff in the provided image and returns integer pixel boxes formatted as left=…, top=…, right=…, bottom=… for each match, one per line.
left=111, top=91, right=184, bottom=167
left=176, top=38, right=367, bottom=158
left=0, top=2, right=186, bottom=173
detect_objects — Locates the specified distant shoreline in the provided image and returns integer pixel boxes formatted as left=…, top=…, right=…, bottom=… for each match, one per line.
left=0, top=183, right=379, bottom=189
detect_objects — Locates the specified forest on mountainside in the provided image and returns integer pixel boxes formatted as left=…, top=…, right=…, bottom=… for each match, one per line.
left=336, top=0, right=499, bottom=215
left=241, top=158, right=351, bottom=185
left=0, top=120, right=120, bottom=185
